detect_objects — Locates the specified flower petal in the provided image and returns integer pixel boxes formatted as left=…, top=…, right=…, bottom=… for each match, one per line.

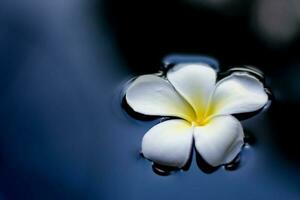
left=194, top=115, right=244, bottom=167
left=142, top=119, right=194, bottom=168
left=167, top=63, right=216, bottom=118
left=126, top=75, right=195, bottom=121
left=207, top=73, right=268, bottom=118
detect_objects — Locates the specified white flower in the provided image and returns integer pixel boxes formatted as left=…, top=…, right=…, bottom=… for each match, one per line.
left=125, top=63, right=268, bottom=168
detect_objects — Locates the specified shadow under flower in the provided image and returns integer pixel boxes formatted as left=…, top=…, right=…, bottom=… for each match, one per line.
left=195, top=150, right=219, bottom=174
left=137, top=129, right=248, bottom=176
left=122, top=97, right=159, bottom=121
left=149, top=143, right=194, bottom=176
left=148, top=145, right=243, bottom=176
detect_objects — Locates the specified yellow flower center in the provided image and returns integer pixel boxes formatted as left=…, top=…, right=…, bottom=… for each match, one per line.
left=192, top=117, right=208, bottom=126
left=188, top=102, right=217, bottom=127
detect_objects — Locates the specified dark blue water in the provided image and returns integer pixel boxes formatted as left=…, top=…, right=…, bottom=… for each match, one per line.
left=0, top=0, right=299, bottom=199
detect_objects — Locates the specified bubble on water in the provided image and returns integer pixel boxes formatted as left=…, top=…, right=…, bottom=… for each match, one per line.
left=224, top=154, right=241, bottom=171
left=152, top=163, right=179, bottom=176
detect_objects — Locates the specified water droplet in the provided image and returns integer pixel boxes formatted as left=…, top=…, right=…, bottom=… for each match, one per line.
left=152, top=163, right=179, bottom=176
left=224, top=154, right=241, bottom=171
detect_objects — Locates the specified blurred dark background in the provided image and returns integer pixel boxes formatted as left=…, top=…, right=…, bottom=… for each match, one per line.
left=0, top=0, right=300, bottom=199
left=103, top=0, right=300, bottom=74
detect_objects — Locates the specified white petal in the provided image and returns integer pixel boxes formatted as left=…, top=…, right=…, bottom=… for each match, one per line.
left=207, top=73, right=268, bottom=118
left=167, top=63, right=216, bottom=118
left=142, top=119, right=194, bottom=168
left=194, top=115, right=244, bottom=167
left=126, top=75, right=195, bottom=121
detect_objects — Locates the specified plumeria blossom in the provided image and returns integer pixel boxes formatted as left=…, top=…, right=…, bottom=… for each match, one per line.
left=125, top=63, right=268, bottom=168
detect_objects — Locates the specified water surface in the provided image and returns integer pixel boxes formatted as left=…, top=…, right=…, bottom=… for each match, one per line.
left=0, top=0, right=299, bottom=200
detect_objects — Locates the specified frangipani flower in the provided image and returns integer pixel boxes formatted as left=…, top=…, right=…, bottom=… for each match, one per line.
left=125, top=63, right=268, bottom=168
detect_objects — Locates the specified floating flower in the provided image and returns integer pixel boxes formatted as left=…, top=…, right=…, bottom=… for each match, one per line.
left=125, top=63, right=268, bottom=168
